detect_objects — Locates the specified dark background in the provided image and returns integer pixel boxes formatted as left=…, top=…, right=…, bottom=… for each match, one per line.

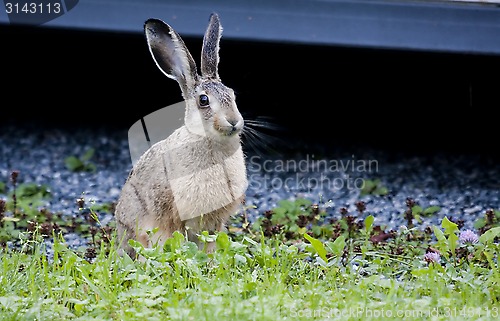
left=1, top=23, right=499, bottom=158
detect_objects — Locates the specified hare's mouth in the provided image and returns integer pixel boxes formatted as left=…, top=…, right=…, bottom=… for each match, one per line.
left=216, top=125, right=241, bottom=136
left=214, top=118, right=243, bottom=137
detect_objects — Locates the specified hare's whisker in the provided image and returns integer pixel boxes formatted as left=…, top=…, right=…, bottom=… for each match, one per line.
left=242, top=117, right=287, bottom=157
left=245, top=118, right=284, bottom=132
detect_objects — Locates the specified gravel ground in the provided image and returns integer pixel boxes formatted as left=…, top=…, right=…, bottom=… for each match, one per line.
left=0, top=123, right=499, bottom=248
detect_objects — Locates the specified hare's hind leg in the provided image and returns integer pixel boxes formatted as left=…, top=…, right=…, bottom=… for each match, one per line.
left=116, top=221, right=150, bottom=259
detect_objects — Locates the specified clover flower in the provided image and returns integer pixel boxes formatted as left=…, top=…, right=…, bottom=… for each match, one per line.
left=424, top=251, right=441, bottom=264
left=459, top=229, right=479, bottom=244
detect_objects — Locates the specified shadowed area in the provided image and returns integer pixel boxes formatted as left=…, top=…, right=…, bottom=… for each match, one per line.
left=1, top=24, right=499, bottom=159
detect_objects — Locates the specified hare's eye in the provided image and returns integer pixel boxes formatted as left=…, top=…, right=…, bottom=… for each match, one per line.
left=199, top=94, right=210, bottom=107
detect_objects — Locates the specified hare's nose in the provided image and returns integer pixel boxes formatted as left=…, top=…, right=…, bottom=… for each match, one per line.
left=228, top=119, right=237, bottom=127
left=227, top=119, right=243, bottom=131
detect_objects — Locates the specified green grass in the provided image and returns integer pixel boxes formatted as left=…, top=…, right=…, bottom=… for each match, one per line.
left=0, top=220, right=499, bottom=320
left=1, top=173, right=500, bottom=320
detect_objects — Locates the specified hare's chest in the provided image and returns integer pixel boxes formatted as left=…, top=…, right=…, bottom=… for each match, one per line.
left=162, top=141, right=247, bottom=221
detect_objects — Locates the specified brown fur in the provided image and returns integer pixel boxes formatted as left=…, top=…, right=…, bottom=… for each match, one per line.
left=115, top=14, right=247, bottom=258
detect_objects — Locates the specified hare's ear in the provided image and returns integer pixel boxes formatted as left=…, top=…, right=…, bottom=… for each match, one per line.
left=144, top=19, right=198, bottom=96
left=201, top=13, right=222, bottom=80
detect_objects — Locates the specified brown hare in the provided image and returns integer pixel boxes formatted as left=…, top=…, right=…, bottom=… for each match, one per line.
left=114, top=13, right=248, bottom=257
